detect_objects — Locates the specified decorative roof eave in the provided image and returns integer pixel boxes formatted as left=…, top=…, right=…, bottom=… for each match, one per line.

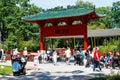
left=25, top=11, right=93, bottom=22
left=22, top=7, right=104, bottom=23
left=22, top=8, right=91, bottom=20
left=87, top=11, right=105, bottom=22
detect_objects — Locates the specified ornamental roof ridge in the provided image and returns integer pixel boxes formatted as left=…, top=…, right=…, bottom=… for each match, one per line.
left=45, top=6, right=92, bottom=11
left=22, top=6, right=100, bottom=21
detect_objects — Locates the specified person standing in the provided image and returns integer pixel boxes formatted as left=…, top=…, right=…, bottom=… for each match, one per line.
left=0, top=48, right=2, bottom=61
left=92, top=47, right=101, bottom=71
left=75, top=48, right=81, bottom=65
left=0, top=48, right=4, bottom=62
left=23, top=47, right=28, bottom=61
left=85, top=45, right=91, bottom=67
left=33, top=56, right=39, bottom=70
left=13, top=48, right=19, bottom=59
left=53, top=50, right=57, bottom=65
left=38, top=55, right=42, bottom=64
left=65, top=47, right=71, bottom=65
left=47, top=48, right=53, bottom=63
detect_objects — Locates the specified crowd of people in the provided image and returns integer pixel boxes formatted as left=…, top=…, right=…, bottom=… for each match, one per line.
left=73, top=46, right=102, bottom=71
left=37, top=46, right=120, bottom=71
left=0, top=46, right=120, bottom=76
left=10, top=47, right=29, bottom=76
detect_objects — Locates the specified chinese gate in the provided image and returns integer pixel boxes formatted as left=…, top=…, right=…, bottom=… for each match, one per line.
left=23, top=7, right=102, bottom=50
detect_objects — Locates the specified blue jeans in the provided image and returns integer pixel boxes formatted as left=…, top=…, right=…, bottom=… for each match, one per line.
left=85, top=56, right=91, bottom=67
left=93, top=58, right=101, bottom=71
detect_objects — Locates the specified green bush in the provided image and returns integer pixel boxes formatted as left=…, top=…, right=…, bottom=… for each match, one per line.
left=0, top=65, right=12, bottom=75
left=99, top=45, right=117, bottom=52
left=19, top=39, right=39, bottom=52
left=89, top=74, right=120, bottom=80
left=99, top=37, right=120, bottom=52
left=0, top=44, right=8, bottom=51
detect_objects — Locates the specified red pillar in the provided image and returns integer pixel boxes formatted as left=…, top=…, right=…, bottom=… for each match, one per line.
left=84, top=24, right=88, bottom=50
left=40, top=27, right=44, bottom=50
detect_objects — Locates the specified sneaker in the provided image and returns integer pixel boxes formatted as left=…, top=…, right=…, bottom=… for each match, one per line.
left=93, top=69, right=95, bottom=71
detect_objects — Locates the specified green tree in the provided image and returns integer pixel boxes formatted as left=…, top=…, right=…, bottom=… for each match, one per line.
left=89, top=7, right=114, bottom=29
left=99, top=37, right=120, bottom=52
left=76, top=0, right=94, bottom=8
left=111, top=1, right=120, bottom=28
left=0, top=0, right=42, bottom=51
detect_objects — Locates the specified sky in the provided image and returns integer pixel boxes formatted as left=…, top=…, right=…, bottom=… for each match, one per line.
left=30, top=0, right=119, bottom=9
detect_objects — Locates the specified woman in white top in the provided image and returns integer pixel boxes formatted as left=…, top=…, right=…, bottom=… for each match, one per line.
left=13, top=48, right=19, bottom=59
left=13, top=48, right=19, bottom=55
left=53, top=50, right=57, bottom=65
left=65, top=47, right=71, bottom=64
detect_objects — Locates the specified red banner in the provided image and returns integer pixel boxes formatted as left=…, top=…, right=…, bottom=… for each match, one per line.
left=42, top=24, right=86, bottom=37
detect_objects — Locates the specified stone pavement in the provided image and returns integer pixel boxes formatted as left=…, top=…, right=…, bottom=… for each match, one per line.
left=0, top=60, right=119, bottom=80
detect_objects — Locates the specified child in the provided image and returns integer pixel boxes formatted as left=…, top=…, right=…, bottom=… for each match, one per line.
left=34, top=56, right=39, bottom=70
left=2, top=55, right=6, bottom=62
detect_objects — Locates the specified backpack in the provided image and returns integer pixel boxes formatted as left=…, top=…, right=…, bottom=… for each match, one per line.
left=12, top=61, right=21, bottom=72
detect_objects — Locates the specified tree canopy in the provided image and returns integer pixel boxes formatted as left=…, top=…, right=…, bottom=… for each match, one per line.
left=0, top=0, right=119, bottom=52
left=0, top=0, right=41, bottom=51
left=111, top=1, right=120, bottom=28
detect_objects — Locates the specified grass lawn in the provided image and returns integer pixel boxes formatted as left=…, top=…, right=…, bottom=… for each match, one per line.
left=89, top=74, right=120, bottom=80
left=0, top=65, right=12, bottom=75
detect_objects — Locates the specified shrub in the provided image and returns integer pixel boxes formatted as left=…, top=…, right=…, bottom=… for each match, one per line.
left=0, top=65, right=12, bottom=75
left=89, top=74, right=120, bottom=80
left=99, top=37, right=120, bottom=52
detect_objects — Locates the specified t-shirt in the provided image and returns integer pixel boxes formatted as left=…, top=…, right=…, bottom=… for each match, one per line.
left=13, top=50, right=19, bottom=55
left=93, top=50, right=101, bottom=61
left=65, top=49, right=71, bottom=58
left=23, top=50, right=27, bottom=56
left=80, top=51, right=84, bottom=56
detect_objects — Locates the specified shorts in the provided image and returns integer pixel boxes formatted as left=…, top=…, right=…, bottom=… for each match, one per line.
left=66, top=57, right=70, bottom=61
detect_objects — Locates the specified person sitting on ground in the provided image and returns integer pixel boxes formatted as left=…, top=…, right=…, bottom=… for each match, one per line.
left=112, top=51, right=120, bottom=69
left=104, top=52, right=112, bottom=68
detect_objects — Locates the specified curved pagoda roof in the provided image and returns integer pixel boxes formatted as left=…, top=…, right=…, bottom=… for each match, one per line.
left=23, top=7, right=103, bottom=23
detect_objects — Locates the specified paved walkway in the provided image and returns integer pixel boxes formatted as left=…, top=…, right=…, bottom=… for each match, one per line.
left=0, top=60, right=119, bottom=80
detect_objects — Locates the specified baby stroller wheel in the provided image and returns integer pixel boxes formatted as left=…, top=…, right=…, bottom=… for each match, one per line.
left=13, top=72, right=15, bottom=76
left=13, top=72, right=20, bottom=76
left=23, top=68, right=26, bottom=75
left=20, top=68, right=26, bottom=75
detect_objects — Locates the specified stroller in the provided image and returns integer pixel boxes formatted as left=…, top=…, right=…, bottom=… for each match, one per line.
left=12, top=56, right=27, bottom=76
left=74, top=51, right=83, bottom=65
